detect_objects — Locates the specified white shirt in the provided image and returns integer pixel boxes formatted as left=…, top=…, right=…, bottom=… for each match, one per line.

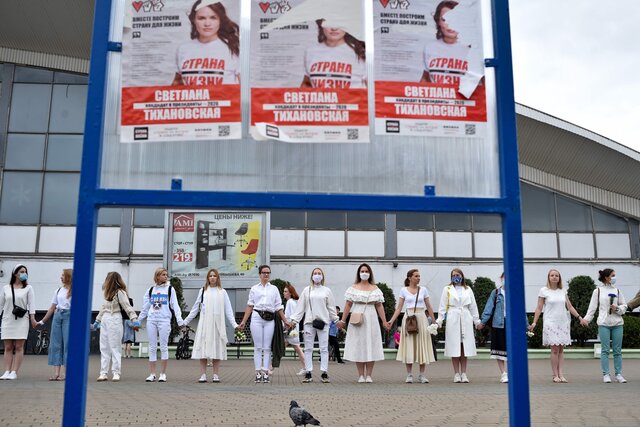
left=139, top=283, right=183, bottom=323
left=584, top=284, right=627, bottom=327
left=423, top=39, right=470, bottom=86
left=176, top=38, right=239, bottom=85
left=247, top=282, right=283, bottom=313
left=284, top=298, right=298, bottom=321
left=183, top=287, right=237, bottom=327
left=290, top=285, right=339, bottom=325
left=399, top=287, right=429, bottom=310
left=51, top=287, right=71, bottom=310
left=304, top=42, right=366, bottom=89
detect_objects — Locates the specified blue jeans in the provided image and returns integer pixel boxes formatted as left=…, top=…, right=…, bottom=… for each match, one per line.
left=48, top=309, right=70, bottom=366
left=598, top=325, right=623, bottom=375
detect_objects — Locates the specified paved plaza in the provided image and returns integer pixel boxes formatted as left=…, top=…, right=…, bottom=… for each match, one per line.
left=0, top=355, right=639, bottom=426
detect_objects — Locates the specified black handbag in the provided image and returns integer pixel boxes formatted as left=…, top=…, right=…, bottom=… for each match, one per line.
left=258, top=310, right=275, bottom=321
left=11, top=285, right=28, bottom=319
left=309, top=286, right=326, bottom=330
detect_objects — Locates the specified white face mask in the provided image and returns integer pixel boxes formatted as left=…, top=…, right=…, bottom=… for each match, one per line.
left=610, top=277, right=617, bottom=285
left=312, top=274, right=323, bottom=284
left=359, top=272, right=370, bottom=281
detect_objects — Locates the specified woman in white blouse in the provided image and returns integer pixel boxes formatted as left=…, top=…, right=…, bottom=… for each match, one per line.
left=290, top=268, right=339, bottom=384
left=436, top=268, right=480, bottom=383
left=337, top=263, right=389, bottom=383
left=183, top=268, right=238, bottom=383
left=0, top=264, right=37, bottom=381
left=387, top=269, right=436, bottom=384
left=238, top=264, right=290, bottom=383
left=38, top=269, right=73, bottom=381
left=283, top=283, right=306, bottom=376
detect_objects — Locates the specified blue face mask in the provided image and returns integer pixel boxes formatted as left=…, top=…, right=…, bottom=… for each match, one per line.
left=19, top=273, right=28, bottom=282
left=451, top=275, right=462, bottom=285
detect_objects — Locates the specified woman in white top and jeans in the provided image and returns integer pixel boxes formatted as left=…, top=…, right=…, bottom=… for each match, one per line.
left=290, top=268, right=339, bottom=384
left=581, top=268, right=628, bottom=383
left=238, top=265, right=290, bottom=383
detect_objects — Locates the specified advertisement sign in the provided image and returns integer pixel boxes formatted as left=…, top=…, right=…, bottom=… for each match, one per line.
left=250, top=0, right=369, bottom=143
left=121, top=0, right=241, bottom=142
left=374, top=0, right=487, bottom=137
left=168, top=211, right=268, bottom=282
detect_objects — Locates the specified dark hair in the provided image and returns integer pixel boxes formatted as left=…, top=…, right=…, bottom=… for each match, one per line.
left=450, top=268, right=467, bottom=288
left=433, top=0, right=458, bottom=40
left=189, top=1, right=240, bottom=56
left=258, top=264, right=271, bottom=274
left=284, top=282, right=299, bottom=300
left=10, top=264, right=28, bottom=288
left=355, top=263, right=375, bottom=284
left=404, top=269, right=419, bottom=286
left=598, top=269, right=615, bottom=284
left=315, top=19, right=365, bottom=62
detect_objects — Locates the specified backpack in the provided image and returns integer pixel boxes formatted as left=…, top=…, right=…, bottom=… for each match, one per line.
left=148, top=285, right=176, bottom=320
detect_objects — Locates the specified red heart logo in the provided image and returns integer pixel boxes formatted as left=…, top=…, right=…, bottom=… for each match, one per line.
left=132, top=1, right=143, bottom=12
left=379, top=0, right=390, bottom=8
left=259, top=2, right=270, bottom=13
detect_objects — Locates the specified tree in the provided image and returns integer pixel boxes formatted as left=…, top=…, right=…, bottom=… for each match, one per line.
left=169, top=276, right=189, bottom=343
left=567, top=275, right=598, bottom=346
left=376, top=282, right=396, bottom=345
left=472, top=276, right=497, bottom=347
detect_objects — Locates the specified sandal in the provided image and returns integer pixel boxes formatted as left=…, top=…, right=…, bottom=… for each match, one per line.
left=49, top=376, right=59, bottom=381
left=559, top=377, right=568, bottom=383
left=553, top=376, right=562, bottom=383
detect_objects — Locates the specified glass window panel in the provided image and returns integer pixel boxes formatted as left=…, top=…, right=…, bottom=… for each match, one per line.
left=134, top=208, right=166, bottom=226
left=14, top=66, right=53, bottom=83
left=49, top=85, right=87, bottom=133
left=8, top=84, right=52, bottom=132
left=521, top=183, right=556, bottom=232
left=556, top=195, right=593, bottom=232
left=473, top=214, right=502, bottom=232
left=0, top=172, right=43, bottom=224
left=593, top=208, right=629, bottom=232
left=41, top=173, right=80, bottom=224
left=5, top=134, right=45, bottom=170
left=54, top=72, right=88, bottom=84
left=46, top=134, right=83, bottom=171
left=98, top=208, right=123, bottom=226
left=347, top=212, right=385, bottom=230
left=270, top=210, right=305, bottom=229
left=435, top=213, right=471, bottom=231
left=396, top=212, right=434, bottom=230
left=307, top=211, right=345, bottom=230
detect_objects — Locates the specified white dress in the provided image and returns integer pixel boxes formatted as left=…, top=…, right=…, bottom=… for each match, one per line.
left=0, top=284, right=35, bottom=340
left=437, top=285, right=480, bottom=357
left=184, top=287, right=238, bottom=360
left=538, top=287, right=571, bottom=346
left=343, top=287, right=385, bottom=362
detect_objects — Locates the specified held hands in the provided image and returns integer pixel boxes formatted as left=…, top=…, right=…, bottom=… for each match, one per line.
left=132, top=320, right=141, bottom=328
left=382, top=321, right=391, bottom=331
left=580, top=318, right=589, bottom=327
left=30, top=319, right=38, bottom=329
left=528, top=323, right=536, bottom=332
left=91, top=321, right=101, bottom=330
left=476, top=323, right=484, bottom=331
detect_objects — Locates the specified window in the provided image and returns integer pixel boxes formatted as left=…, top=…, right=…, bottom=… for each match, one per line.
left=521, top=183, right=556, bottom=232
left=593, top=207, right=628, bottom=232
left=396, top=212, right=433, bottom=230
left=435, top=213, right=471, bottom=231
left=41, top=173, right=80, bottom=224
left=49, top=85, right=87, bottom=133
left=0, top=172, right=44, bottom=224
left=270, top=210, right=305, bottom=229
left=473, top=214, right=502, bottom=232
left=134, top=209, right=166, bottom=226
left=5, top=134, right=45, bottom=170
left=556, top=195, right=592, bottom=232
left=307, top=211, right=345, bottom=230
left=8, top=84, right=52, bottom=132
left=98, top=208, right=123, bottom=226
left=54, top=72, right=88, bottom=84
left=46, top=135, right=83, bottom=171
left=347, top=212, right=385, bottom=230
left=14, top=66, right=53, bottom=83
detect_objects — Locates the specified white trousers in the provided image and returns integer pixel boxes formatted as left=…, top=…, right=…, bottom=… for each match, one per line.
left=147, top=318, right=171, bottom=362
left=303, top=323, right=329, bottom=373
left=250, top=312, right=274, bottom=371
left=100, top=313, right=123, bottom=375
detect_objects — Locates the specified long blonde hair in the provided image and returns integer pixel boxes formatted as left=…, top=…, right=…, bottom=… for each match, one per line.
left=204, top=268, right=222, bottom=290
left=546, top=269, right=563, bottom=289
left=103, top=271, right=128, bottom=301
left=62, top=268, right=73, bottom=298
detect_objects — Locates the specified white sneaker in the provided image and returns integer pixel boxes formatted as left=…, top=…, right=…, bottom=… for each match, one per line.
left=358, top=375, right=365, bottom=383
left=365, top=376, right=373, bottom=383
left=460, top=373, right=470, bottom=383
left=158, top=373, right=167, bottom=382
left=418, top=374, right=429, bottom=384
left=198, top=374, right=207, bottom=383
left=97, top=374, right=108, bottom=382
left=112, top=373, right=120, bottom=382
left=603, top=374, right=612, bottom=383
left=453, top=373, right=461, bottom=383
left=296, top=369, right=307, bottom=376
left=6, top=371, right=17, bottom=380
left=212, top=374, right=220, bottom=383
left=145, top=374, right=156, bottom=382
left=405, top=374, right=413, bottom=383
left=500, top=372, right=508, bottom=383
left=0, top=371, right=10, bottom=380
left=615, top=374, right=627, bottom=383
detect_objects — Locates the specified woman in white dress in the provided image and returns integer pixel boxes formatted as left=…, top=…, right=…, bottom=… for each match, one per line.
left=282, top=283, right=306, bottom=376
left=183, top=268, right=238, bottom=383
left=0, top=264, right=37, bottom=380
left=436, top=268, right=480, bottom=383
left=529, top=269, right=582, bottom=383
left=337, top=263, right=389, bottom=383
left=387, top=269, right=436, bottom=384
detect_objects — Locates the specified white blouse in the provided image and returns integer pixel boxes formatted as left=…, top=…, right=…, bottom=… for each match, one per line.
left=399, top=287, right=429, bottom=310
left=247, top=282, right=283, bottom=313
left=51, top=287, right=71, bottom=310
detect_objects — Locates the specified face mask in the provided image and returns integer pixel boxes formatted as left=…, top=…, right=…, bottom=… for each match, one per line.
left=19, top=273, right=28, bottom=282
left=610, top=277, right=616, bottom=285
left=312, top=274, right=323, bottom=284
left=359, top=272, right=370, bottom=281
left=451, top=276, right=462, bottom=285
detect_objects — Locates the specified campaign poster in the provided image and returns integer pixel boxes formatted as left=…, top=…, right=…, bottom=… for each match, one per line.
left=374, top=0, right=487, bottom=137
left=250, top=0, right=369, bottom=143
left=120, top=0, right=241, bottom=143
left=169, top=211, right=268, bottom=282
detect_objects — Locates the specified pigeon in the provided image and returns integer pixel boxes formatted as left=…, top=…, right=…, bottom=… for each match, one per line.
left=289, top=400, right=321, bottom=427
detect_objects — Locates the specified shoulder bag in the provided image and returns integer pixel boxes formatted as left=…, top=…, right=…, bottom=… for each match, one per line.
left=309, top=287, right=326, bottom=330
left=405, top=287, right=420, bottom=335
left=11, top=285, right=28, bottom=319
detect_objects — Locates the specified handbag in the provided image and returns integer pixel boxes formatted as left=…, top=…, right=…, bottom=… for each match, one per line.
left=349, top=312, right=363, bottom=326
left=11, top=285, right=28, bottom=319
left=405, top=286, right=420, bottom=335
left=257, top=310, right=275, bottom=321
left=308, top=286, right=326, bottom=330
left=116, top=292, right=134, bottom=319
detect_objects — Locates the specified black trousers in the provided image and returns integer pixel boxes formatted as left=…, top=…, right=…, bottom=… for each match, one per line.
left=328, top=335, right=343, bottom=363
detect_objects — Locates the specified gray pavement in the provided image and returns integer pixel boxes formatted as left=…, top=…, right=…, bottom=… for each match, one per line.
left=0, top=355, right=639, bottom=426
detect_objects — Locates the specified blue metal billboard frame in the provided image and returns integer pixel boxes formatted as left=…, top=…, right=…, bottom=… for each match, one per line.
left=63, top=0, right=529, bottom=425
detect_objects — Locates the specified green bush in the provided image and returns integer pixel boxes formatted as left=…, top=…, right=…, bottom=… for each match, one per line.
left=169, top=276, right=189, bottom=343
left=473, top=277, right=497, bottom=347
left=622, top=315, right=640, bottom=348
left=271, top=278, right=288, bottom=300
left=377, top=282, right=396, bottom=344
left=567, top=275, right=598, bottom=346
left=526, top=313, right=543, bottom=348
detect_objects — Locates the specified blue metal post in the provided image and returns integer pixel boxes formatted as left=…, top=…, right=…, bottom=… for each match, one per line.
left=492, top=0, right=531, bottom=425
left=63, top=0, right=112, bottom=425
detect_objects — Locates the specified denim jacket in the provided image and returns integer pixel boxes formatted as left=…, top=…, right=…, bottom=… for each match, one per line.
left=481, top=288, right=505, bottom=328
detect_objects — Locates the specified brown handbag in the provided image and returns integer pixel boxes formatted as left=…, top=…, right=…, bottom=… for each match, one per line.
left=405, top=287, right=420, bottom=335
left=349, top=312, right=363, bottom=326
